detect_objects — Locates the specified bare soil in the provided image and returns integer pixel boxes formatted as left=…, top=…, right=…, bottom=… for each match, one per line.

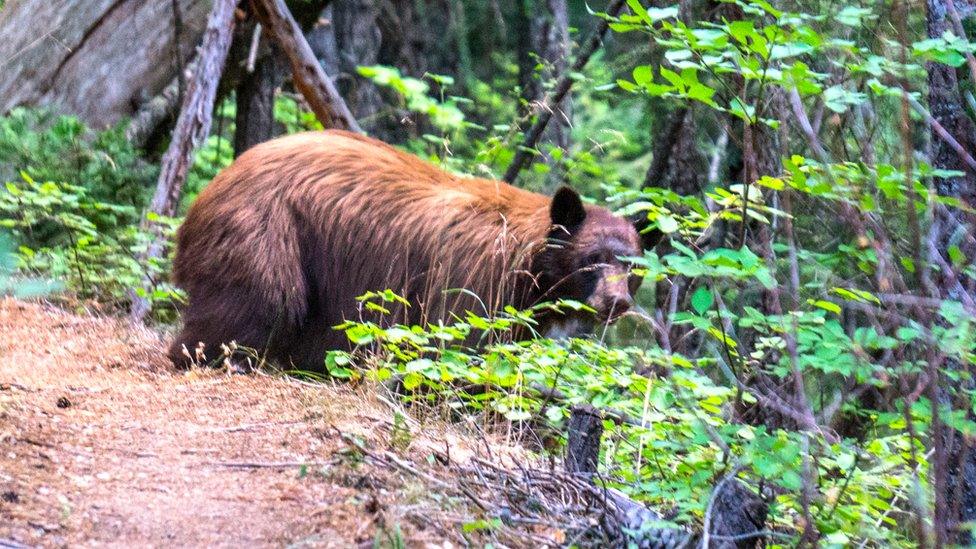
left=0, top=298, right=512, bottom=547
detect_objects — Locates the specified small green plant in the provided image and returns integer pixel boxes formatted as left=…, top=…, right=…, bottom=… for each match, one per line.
left=0, top=108, right=156, bottom=220
left=0, top=109, right=180, bottom=314
left=372, top=523, right=406, bottom=549
left=358, top=66, right=471, bottom=136
left=324, top=281, right=957, bottom=547
left=0, top=231, right=58, bottom=297
left=0, top=173, right=181, bottom=313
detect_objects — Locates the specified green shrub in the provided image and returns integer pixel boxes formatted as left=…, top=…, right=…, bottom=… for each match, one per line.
left=0, top=108, right=156, bottom=222
left=0, top=173, right=180, bottom=311
left=324, top=293, right=937, bottom=547
left=0, top=109, right=179, bottom=314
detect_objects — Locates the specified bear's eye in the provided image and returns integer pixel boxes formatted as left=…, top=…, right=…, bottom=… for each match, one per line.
left=584, top=251, right=609, bottom=267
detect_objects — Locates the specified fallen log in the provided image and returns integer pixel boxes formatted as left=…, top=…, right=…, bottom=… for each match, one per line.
left=0, top=0, right=211, bottom=128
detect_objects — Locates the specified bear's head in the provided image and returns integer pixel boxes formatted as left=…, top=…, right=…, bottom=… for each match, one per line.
left=533, top=187, right=660, bottom=336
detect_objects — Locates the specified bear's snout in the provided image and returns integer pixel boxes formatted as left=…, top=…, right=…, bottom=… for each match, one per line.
left=587, top=269, right=635, bottom=323
left=599, top=293, right=633, bottom=322
left=609, top=294, right=633, bottom=317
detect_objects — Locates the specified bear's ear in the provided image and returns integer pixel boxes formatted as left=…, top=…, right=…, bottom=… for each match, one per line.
left=550, top=186, right=587, bottom=230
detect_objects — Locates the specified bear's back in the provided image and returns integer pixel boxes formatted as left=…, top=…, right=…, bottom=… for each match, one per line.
left=171, top=131, right=556, bottom=367
left=193, top=130, right=548, bottom=224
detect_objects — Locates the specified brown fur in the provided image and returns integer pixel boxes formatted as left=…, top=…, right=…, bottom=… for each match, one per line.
left=170, top=131, right=645, bottom=370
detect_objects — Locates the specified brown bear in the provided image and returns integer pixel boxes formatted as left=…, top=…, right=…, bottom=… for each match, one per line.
left=169, top=130, right=657, bottom=370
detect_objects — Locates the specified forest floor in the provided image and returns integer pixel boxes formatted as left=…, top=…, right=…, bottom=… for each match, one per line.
left=0, top=298, right=527, bottom=548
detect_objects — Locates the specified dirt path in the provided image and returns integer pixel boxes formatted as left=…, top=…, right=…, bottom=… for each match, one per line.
left=0, top=299, right=496, bottom=547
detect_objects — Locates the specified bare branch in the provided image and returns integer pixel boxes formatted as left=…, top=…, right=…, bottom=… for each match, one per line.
left=502, top=0, right=626, bottom=183
left=251, top=0, right=361, bottom=132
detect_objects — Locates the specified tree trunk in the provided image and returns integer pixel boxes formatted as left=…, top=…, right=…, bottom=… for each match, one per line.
left=251, top=0, right=361, bottom=132
left=503, top=0, right=626, bottom=184
left=536, top=0, right=573, bottom=155
left=926, top=0, right=976, bottom=542
left=231, top=1, right=333, bottom=156
left=0, top=0, right=212, bottom=128
left=379, top=0, right=458, bottom=79
left=331, top=0, right=386, bottom=131
left=928, top=0, right=976, bottom=290
left=233, top=39, right=284, bottom=156
left=129, top=0, right=239, bottom=322
left=642, top=107, right=704, bottom=196
left=232, top=13, right=289, bottom=157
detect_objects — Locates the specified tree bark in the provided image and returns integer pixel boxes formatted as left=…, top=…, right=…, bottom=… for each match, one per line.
left=230, top=1, right=332, bottom=156
left=378, top=0, right=458, bottom=79
left=233, top=19, right=287, bottom=157
left=233, top=41, right=284, bottom=156
left=520, top=0, right=573, bottom=188
left=251, top=0, right=361, bottom=132
left=926, top=0, right=976, bottom=542
left=129, top=0, right=239, bottom=322
left=126, top=59, right=196, bottom=150
left=928, top=0, right=976, bottom=286
left=565, top=405, right=603, bottom=474
left=0, top=0, right=212, bottom=128
left=642, top=107, right=705, bottom=197
left=537, top=0, right=573, bottom=153
left=331, top=0, right=385, bottom=131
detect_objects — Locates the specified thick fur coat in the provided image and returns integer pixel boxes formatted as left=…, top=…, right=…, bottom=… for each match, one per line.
left=170, top=131, right=648, bottom=369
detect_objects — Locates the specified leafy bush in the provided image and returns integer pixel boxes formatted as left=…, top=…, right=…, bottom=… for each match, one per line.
left=323, top=292, right=940, bottom=547
left=0, top=109, right=179, bottom=313
left=0, top=173, right=180, bottom=311
left=0, top=108, right=156, bottom=222
left=0, top=230, right=58, bottom=297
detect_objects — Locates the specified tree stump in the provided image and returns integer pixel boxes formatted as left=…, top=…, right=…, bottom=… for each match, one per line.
left=566, top=404, right=604, bottom=474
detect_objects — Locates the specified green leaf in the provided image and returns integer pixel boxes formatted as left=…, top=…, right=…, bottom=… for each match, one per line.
left=728, top=97, right=755, bottom=122
left=809, top=299, right=841, bottom=315
left=691, top=286, right=714, bottom=315
left=656, top=213, right=679, bottom=233
left=823, top=85, right=867, bottom=112
left=835, top=6, right=874, bottom=26
left=949, top=245, right=966, bottom=266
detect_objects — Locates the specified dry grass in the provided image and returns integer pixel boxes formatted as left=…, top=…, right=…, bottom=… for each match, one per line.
left=0, top=298, right=526, bottom=547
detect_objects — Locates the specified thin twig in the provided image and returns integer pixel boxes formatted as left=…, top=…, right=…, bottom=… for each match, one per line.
left=206, top=460, right=333, bottom=468
left=503, top=0, right=627, bottom=183
left=246, top=23, right=262, bottom=73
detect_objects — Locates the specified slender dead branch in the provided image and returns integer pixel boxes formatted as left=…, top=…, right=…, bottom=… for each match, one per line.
left=502, top=0, right=626, bottom=183
left=251, top=0, right=361, bottom=132
left=207, top=460, right=333, bottom=468
left=903, top=89, right=976, bottom=171
left=126, top=57, right=199, bottom=149
left=129, top=0, right=238, bottom=322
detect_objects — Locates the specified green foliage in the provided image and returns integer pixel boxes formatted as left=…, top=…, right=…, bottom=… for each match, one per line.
left=0, top=0, right=972, bottom=545
left=0, top=231, right=58, bottom=297
left=305, top=1, right=976, bottom=545
left=326, top=293, right=942, bottom=547
left=0, top=109, right=179, bottom=313
left=0, top=172, right=180, bottom=310
left=0, top=108, right=156, bottom=220
left=359, top=66, right=471, bottom=134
